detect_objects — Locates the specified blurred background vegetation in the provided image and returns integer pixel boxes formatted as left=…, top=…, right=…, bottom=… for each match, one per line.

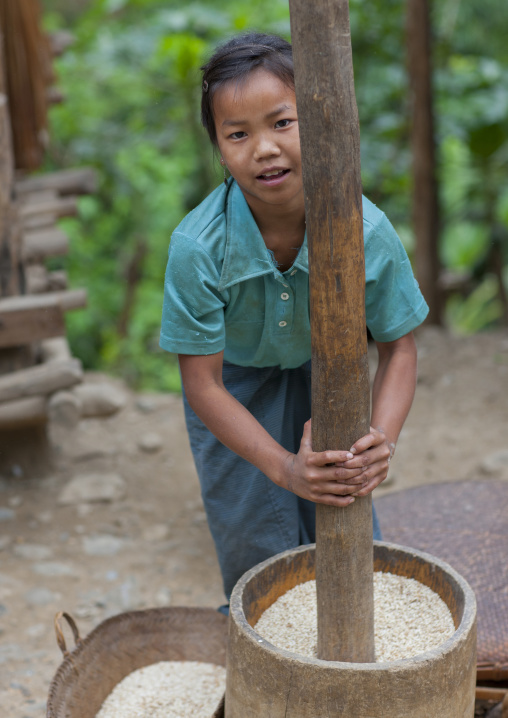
left=40, top=0, right=508, bottom=392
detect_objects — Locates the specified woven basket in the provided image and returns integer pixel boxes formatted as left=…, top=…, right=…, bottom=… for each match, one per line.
left=47, top=607, right=228, bottom=718
left=376, top=479, right=508, bottom=683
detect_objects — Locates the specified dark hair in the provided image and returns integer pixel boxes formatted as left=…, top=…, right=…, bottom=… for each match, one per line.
left=201, top=32, right=294, bottom=146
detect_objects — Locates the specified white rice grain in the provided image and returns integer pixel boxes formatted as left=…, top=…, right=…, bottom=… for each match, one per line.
left=254, top=572, right=455, bottom=662
left=95, top=660, right=225, bottom=718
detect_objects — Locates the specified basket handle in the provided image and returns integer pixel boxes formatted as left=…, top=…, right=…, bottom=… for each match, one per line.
left=54, top=612, right=81, bottom=657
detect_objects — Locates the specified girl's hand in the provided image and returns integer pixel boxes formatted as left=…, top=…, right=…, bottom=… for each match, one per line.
left=281, top=420, right=369, bottom=507
left=341, top=426, right=393, bottom=497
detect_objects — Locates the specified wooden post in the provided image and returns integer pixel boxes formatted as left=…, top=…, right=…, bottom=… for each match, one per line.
left=407, top=0, right=442, bottom=324
left=0, top=31, right=21, bottom=298
left=289, top=0, right=375, bottom=662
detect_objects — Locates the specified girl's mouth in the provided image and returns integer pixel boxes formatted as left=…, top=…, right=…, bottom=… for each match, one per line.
left=257, top=169, right=290, bottom=184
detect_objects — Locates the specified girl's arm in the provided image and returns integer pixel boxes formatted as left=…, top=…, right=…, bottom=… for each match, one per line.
left=179, top=352, right=368, bottom=507
left=342, top=331, right=418, bottom=496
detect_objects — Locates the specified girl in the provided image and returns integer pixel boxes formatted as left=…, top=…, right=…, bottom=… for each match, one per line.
left=160, top=32, right=428, bottom=612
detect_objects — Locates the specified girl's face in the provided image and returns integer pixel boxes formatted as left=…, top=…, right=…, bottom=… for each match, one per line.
left=213, top=68, right=304, bottom=218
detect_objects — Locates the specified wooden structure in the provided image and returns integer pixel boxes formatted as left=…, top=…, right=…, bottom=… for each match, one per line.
left=0, top=1, right=94, bottom=475
left=226, top=543, right=477, bottom=717
left=289, top=0, right=374, bottom=662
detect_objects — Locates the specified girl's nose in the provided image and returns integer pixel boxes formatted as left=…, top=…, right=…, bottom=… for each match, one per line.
left=253, top=133, right=281, bottom=161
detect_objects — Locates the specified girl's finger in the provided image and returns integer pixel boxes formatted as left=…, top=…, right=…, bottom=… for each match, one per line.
left=311, top=448, right=355, bottom=467
left=299, top=419, right=313, bottom=449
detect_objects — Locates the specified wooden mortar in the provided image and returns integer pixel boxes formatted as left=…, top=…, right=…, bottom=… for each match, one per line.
left=225, top=541, right=477, bottom=718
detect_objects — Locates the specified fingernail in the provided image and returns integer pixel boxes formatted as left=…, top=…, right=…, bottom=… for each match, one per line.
left=346, top=452, right=353, bottom=460
left=347, top=497, right=355, bottom=504
left=349, top=448, right=357, bottom=455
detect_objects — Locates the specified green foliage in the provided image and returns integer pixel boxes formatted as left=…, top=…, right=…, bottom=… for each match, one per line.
left=43, top=0, right=508, bottom=392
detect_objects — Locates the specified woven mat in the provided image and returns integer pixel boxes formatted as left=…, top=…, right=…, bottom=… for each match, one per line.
left=376, top=479, right=508, bottom=678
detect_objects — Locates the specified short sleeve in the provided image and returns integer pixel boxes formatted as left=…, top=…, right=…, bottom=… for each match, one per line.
left=159, top=232, right=227, bottom=355
left=364, top=214, right=429, bottom=342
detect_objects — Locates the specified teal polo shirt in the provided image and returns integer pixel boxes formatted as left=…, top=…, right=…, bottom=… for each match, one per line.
left=160, top=180, right=428, bottom=369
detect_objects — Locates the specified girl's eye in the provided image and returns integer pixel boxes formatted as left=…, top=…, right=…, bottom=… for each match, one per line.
left=275, top=119, right=291, bottom=129
left=230, top=131, right=246, bottom=140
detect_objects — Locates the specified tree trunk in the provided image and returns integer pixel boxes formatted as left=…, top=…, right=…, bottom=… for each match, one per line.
left=407, top=0, right=442, bottom=324
left=289, top=0, right=375, bottom=663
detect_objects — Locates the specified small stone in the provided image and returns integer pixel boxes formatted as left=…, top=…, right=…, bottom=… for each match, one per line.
left=154, top=587, right=172, bottom=606
left=138, top=432, right=163, bottom=453
left=10, top=681, right=31, bottom=698
left=58, top=473, right=126, bottom=505
left=13, top=544, right=53, bottom=561
left=0, top=536, right=11, bottom=551
left=36, top=511, right=53, bottom=524
left=0, top=508, right=15, bottom=522
left=142, top=524, right=170, bottom=542
left=479, top=450, right=508, bottom=479
left=135, top=396, right=157, bottom=413
left=31, top=562, right=76, bottom=577
left=74, top=383, right=127, bottom=418
left=82, top=534, right=127, bottom=556
left=7, top=496, right=22, bottom=508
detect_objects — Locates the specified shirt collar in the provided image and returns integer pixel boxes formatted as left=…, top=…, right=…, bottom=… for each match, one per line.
left=218, top=180, right=309, bottom=291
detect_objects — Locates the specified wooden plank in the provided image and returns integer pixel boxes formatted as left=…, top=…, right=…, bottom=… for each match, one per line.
left=0, top=358, right=82, bottom=404
left=289, top=0, right=375, bottom=662
left=21, top=213, right=56, bottom=232
left=0, top=294, right=65, bottom=348
left=15, top=167, right=97, bottom=197
left=22, top=227, right=69, bottom=261
left=0, top=41, right=22, bottom=297
left=475, top=686, right=508, bottom=702
left=0, top=395, right=47, bottom=429
left=45, top=289, right=87, bottom=311
left=19, top=195, right=78, bottom=220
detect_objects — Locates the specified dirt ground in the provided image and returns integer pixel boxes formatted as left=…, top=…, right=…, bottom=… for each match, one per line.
left=0, top=326, right=507, bottom=717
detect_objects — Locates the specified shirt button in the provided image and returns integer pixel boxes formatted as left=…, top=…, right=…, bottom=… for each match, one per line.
left=281, top=292, right=289, bottom=300
left=278, top=320, right=287, bottom=327
left=290, top=269, right=297, bottom=276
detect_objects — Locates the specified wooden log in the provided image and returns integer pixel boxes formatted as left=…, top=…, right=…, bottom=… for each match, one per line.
left=47, top=289, right=87, bottom=311
left=15, top=167, right=97, bottom=197
left=0, top=358, right=82, bottom=404
left=19, top=195, right=78, bottom=220
left=25, top=265, right=68, bottom=294
left=289, top=0, right=374, bottom=662
left=39, top=337, right=72, bottom=363
left=21, top=213, right=56, bottom=232
left=0, top=294, right=65, bottom=348
left=0, top=395, right=47, bottom=429
left=19, top=189, right=58, bottom=205
left=22, top=227, right=69, bottom=261
left=25, top=264, right=48, bottom=293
